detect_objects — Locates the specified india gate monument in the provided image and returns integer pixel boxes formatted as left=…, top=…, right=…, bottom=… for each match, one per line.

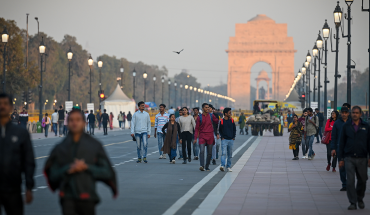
left=227, top=14, right=296, bottom=109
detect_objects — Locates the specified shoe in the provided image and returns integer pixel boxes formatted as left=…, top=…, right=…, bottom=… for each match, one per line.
left=143, top=157, right=148, bottom=163
left=199, top=166, right=205, bottom=171
left=216, top=154, right=219, bottom=159
left=220, top=166, right=225, bottom=172
left=332, top=167, right=336, bottom=172
left=340, top=187, right=347, bottom=191
left=292, top=157, right=299, bottom=160
left=137, top=158, right=142, bottom=163
left=348, top=204, right=357, bottom=210
left=55, top=134, right=57, bottom=136
left=312, top=153, right=316, bottom=159
left=178, top=157, right=183, bottom=160
left=205, top=167, right=210, bottom=171
left=316, top=141, right=320, bottom=143
left=188, top=158, right=191, bottom=162
left=159, top=155, right=163, bottom=159
left=194, top=156, right=198, bottom=160
left=212, top=159, right=216, bottom=165
left=163, top=155, right=166, bottom=159
left=326, top=164, right=330, bottom=171
left=182, top=160, right=187, bottom=164
left=227, top=168, right=233, bottom=172
left=171, top=160, right=176, bottom=164
left=308, top=157, right=312, bottom=160
left=358, top=201, right=365, bottom=209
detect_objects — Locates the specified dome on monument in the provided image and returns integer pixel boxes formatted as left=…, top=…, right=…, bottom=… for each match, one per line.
left=258, top=70, right=269, bottom=79
left=248, top=14, right=274, bottom=22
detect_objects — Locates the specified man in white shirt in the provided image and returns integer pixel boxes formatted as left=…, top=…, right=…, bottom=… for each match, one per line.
left=51, top=109, right=59, bottom=136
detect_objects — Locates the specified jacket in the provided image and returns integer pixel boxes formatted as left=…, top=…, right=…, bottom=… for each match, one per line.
left=19, top=111, right=28, bottom=123
left=316, top=112, right=325, bottom=127
left=338, top=119, right=370, bottom=161
left=44, top=133, right=117, bottom=202
left=330, top=118, right=347, bottom=151
left=131, top=110, right=151, bottom=135
left=51, top=112, right=59, bottom=123
left=0, top=121, right=35, bottom=192
left=304, top=115, right=318, bottom=136
left=126, top=113, right=132, bottom=121
left=11, top=112, right=19, bottom=123
left=87, top=113, right=96, bottom=123
left=118, top=114, right=123, bottom=121
left=218, top=118, right=236, bottom=140
left=324, top=119, right=335, bottom=141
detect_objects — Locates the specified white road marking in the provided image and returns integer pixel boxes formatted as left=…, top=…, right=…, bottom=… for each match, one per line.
left=162, top=136, right=255, bottom=215
left=192, top=137, right=261, bottom=215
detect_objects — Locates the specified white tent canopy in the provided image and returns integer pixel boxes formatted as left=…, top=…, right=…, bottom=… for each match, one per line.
left=100, top=84, right=136, bottom=128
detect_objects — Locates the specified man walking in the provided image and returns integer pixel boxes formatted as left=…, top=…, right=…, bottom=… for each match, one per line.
left=331, top=106, right=350, bottom=191
left=315, top=108, right=324, bottom=143
left=218, top=108, right=236, bottom=172
left=96, top=109, right=102, bottom=130
left=19, top=107, right=29, bottom=130
left=118, top=111, right=123, bottom=129
left=210, top=105, right=220, bottom=165
left=88, top=110, right=96, bottom=135
left=44, top=109, right=117, bottom=215
left=0, top=94, right=35, bottom=214
left=11, top=108, right=19, bottom=125
left=122, top=112, right=126, bottom=129
left=101, top=109, right=109, bottom=135
left=304, top=108, right=318, bottom=160
left=155, top=104, right=169, bottom=159
left=58, top=106, right=65, bottom=137
left=51, top=109, right=59, bottom=136
left=127, top=111, right=132, bottom=129
left=131, top=101, right=151, bottom=163
left=338, top=106, right=370, bottom=210
left=193, top=107, right=200, bottom=160
left=194, top=103, right=219, bottom=171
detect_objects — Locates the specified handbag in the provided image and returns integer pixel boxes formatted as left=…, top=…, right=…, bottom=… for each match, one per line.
left=321, top=130, right=331, bottom=144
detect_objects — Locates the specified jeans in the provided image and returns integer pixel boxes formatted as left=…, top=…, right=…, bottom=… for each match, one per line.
left=169, top=141, right=177, bottom=160
left=211, top=136, right=220, bottom=159
left=53, top=123, right=58, bottom=136
left=157, top=132, right=165, bottom=156
left=316, top=126, right=323, bottom=142
left=326, top=142, right=337, bottom=167
left=98, top=121, right=101, bottom=129
left=199, top=143, right=213, bottom=168
left=135, top=132, right=148, bottom=159
left=221, top=139, right=234, bottom=168
left=239, top=127, right=244, bottom=135
left=58, top=120, right=64, bottom=136
left=306, top=135, right=315, bottom=157
left=89, top=123, right=95, bottom=134
left=119, top=121, right=122, bottom=128
left=181, top=131, right=192, bottom=159
left=63, top=125, right=68, bottom=136
left=293, top=142, right=300, bottom=158
left=177, top=135, right=183, bottom=158
left=20, top=121, right=27, bottom=130
left=122, top=121, right=126, bottom=129
left=344, top=157, right=368, bottom=204
left=86, top=123, right=90, bottom=133
left=340, top=165, right=347, bottom=188
left=301, top=135, right=308, bottom=156
left=193, top=138, right=199, bottom=157
left=102, top=122, right=108, bottom=134
left=44, top=124, right=49, bottom=137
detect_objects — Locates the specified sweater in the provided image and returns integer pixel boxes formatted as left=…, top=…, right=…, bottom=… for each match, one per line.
left=304, top=115, right=318, bottom=136
left=51, top=112, right=59, bottom=123
left=178, top=115, right=196, bottom=134
left=324, top=119, right=335, bottom=141
left=218, top=118, right=236, bottom=140
left=131, top=110, right=151, bottom=135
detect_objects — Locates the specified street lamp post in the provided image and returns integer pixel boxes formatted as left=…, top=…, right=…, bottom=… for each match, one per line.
left=323, top=20, right=330, bottom=120
left=67, top=47, right=73, bottom=101
left=120, top=64, right=124, bottom=88
left=194, top=87, right=197, bottom=108
left=98, top=58, right=103, bottom=109
left=174, top=82, right=177, bottom=108
left=132, top=69, right=136, bottom=100
left=168, top=79, right=171, bottom=107
left=88, top=55, right=93, bottom=103
left=153, top=75, right=156, bottom=104
left=2, top=27, right=8, bottom=93
left=332, top=1, right=343, bottom=111
left=185, top=85, right=189, bottom=107
left=189, top=86, right=193, bottom=108
left=362, top=0, right=370, bottom=119
left=143, top=71, right=147, bottom=102
left=344, top=0, right=354, bottom=105
left=302, top=64, right=307, bottom=108
left=316, top=32, right=323, bottom=111
left=180, top=84, right=183, bottom=107
left=162, top=77, right=165, bottom=104
left=312, top=45, right=317, bottom=103
left=306, top=50, right=312, bottom=104
left=38, top=37, right=46, bottom=122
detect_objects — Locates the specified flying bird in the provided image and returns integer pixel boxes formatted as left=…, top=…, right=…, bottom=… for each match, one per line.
left=173, top=49, right=184, bottom=54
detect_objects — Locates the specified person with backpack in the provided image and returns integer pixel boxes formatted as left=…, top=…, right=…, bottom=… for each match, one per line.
left=218, top=108, right=236, bottom=172
left=304, top=108, right=319, bottom=160
left=209, top=105, right=221, bottom=165
left=194, top=103, right=219, bottom=171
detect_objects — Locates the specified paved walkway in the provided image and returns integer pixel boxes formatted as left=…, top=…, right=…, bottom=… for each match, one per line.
left=213, top=131, right=370, bottom=215
left=30, top=127, right=127, bottom=140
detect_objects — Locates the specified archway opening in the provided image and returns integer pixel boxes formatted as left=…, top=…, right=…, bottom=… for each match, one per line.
left=250, top=62, right=273, bottom=109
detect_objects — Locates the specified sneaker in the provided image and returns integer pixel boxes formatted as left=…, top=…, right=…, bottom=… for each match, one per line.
left=205, top=167, right=210, bottom=171
left=332, top=167, right=336, bottom=172
left=178, top=157, right=183, bottom=160
left=340, top=187, right=347, bottom=191
left=292, top=157, right=299, bottom=160
left=348, top=204, right=357, bottom=210
left=312, top=153, right=316, bottom=159
left=182, top=160, right=187, bottom=164
left=159, top=155, right=163, bottom=159
left=220, top=166, right=225, bottom=172
left=358, top=201, right=365, bottom=209
left=227, top=168, right=233, bottom=172
left=163, top=155, right=166, bottom=159
left=171, top=160, right=176, bottom=164
left=194, top=156, right=198, bottom=160
left=326, top=164, right=330, bottom=171
left=212, top=159, right=216, bottom=165
left=143, top=157, right=148, bottom=163
left=137, top=158, right=142, bottom=163
left=188, top=158, right=191, bottom=162
left=308, top=157, right=312, bottom=160
left=199, top=166, right=205, bottom=171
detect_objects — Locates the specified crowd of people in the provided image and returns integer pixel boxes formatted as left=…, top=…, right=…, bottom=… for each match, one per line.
left=288, top=103, right=370, bottom=210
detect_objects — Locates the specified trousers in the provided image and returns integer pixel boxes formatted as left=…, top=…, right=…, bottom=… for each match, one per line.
left=344, top=157, right=368, bottom=204
left=0, top=191, right=23, bottom=215
left=199, top=143, right=213, bottom=168
left=181, top=131, right=192, bottom=159
left=102, top=122, right=108, bottom=134
left=326, top=142, right=337, bottom=167
left=60, top=199, right=95, bottom=215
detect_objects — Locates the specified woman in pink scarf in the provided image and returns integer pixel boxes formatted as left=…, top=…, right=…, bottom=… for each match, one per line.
left=109, top=112, right=114, bottom=130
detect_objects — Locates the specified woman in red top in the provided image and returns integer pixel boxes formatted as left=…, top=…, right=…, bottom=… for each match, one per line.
left=324, top=110, right=339, bottom=172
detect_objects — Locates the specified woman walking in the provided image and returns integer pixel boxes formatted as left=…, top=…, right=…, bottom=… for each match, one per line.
left=324, top=110, right=339, bottom=172
left=42, top=113, right=51, bottom=138
left=178, top=107, right=196, bottom=164
left=162, top=114, right=181, bottom=163
left=288, top=114, right=302, bottom=160
left=238, top=113, right=246, bottom=135
left=109, top=112, right=114, bottom=130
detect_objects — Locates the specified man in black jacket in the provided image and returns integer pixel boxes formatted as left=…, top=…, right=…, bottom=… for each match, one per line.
left=218, top=108, right=236, bottom=172
left=101, top=109, right=109, bottom=135
left=0, top=93, right=35, bottom=215
left=315, top=108, right=324, bottom=143
left=338, top=106, right=370, bottom=210
left=87, top=110, right=96, bottom=135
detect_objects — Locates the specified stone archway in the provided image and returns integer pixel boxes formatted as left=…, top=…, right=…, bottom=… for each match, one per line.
left=226, top=14, right=296, bottom=109
left=255, top=70, right=270, bottom=100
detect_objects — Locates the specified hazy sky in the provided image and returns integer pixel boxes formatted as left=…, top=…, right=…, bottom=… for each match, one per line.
left=1, top=0, right=369, bottom=90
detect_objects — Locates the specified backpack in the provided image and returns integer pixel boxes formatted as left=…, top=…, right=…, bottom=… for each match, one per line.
left=199, top=113, right=213, bottom=125
left=220, top=118, right=234, bottom=125
left=306, top=116, right=319, bottom=136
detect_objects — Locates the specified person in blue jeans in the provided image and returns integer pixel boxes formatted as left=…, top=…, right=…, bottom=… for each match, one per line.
left=192, top=107, right=200, bottom=160
left=218, top=108, right=236, bottom=172
left=131, top=101, right=152, bottom=163
left=304, top=108, right=318, bottom=160
left=154, top=104, right=169, bottom=159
